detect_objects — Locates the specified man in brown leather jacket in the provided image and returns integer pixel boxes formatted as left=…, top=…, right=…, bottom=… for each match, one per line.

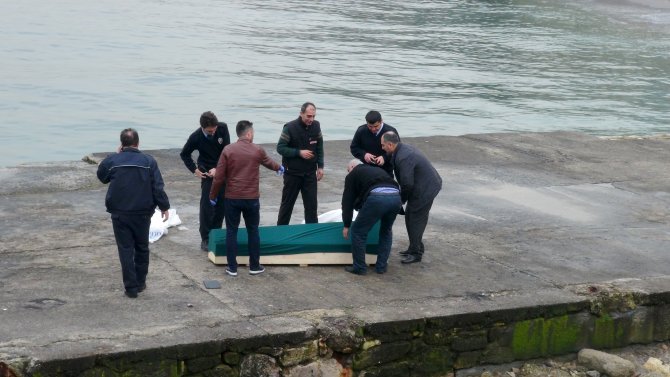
left=209, top=120, right=283, bottom=276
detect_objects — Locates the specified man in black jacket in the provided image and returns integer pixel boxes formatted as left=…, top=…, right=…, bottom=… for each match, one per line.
left=97, top=128, right=170, bottom=298
left=381, top=132, right=442, bottom=264
left=341, top=159, right=402, bottom=275
left=276, top=102, right=324, bottom=225
left=350, top=110, right=399, bottom=177
left=180, top=111, right=231, bottom=251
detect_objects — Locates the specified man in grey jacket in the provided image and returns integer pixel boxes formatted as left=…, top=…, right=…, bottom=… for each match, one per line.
left=381, top=132, right=442, bottom=264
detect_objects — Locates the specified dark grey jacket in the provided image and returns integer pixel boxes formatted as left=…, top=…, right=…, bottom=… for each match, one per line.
left=392, top=143, right=442, bottom=204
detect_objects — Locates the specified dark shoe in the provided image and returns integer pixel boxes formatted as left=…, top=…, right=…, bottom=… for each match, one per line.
left=401, top=255, right=422, bottom=264
left=200, top=240, right=209, bottom=252
left=125, top=290, right=138, bottom=298
left=344, top=266, right=367, bottom=275
left=375, top=267, right=387, bottom=274
left=399, top=249, right=410, bottom=256
left=138, top=284, right=146, bottom=292
left=249, top=265, right=266, bottom=275
left=225, top=267, right=238, bottom=277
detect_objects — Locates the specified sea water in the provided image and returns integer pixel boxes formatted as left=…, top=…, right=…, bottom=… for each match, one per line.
left=1, top=0, right=668, bottom=167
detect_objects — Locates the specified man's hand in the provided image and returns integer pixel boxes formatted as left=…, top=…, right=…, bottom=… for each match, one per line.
left=207, top=168, right=216, bottom=178
left=342, top=227, right=349, bottom=240
left=194, top=169, right=207, bottom=179
left=364, top=153, right=376, bottom=164
left=316, top=168, right=324, bottom=181
left=299, top=149, right=315, bottom=159
left=374, top=155, right=385, bottom=166
left=161, top=210, right=169, bottom=222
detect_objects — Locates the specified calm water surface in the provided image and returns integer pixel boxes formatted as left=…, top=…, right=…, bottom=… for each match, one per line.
left=1, top=0, right=669, bottom=167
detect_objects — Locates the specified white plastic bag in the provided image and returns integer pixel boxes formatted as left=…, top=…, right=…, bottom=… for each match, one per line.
left=301, top=209, right=357, bottom=224
left=149, top=208, right=182, bottom=243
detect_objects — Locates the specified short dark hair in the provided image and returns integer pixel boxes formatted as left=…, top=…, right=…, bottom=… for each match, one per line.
left=300, top=102, right=316, bottom=113
left=200, top=111, right=218, bottom=128
left=236, top=120, right=253, bottom=137
left=382, top=131, right=400, bottom=145
left=365, top=111, right=382, bottom=124
left=120, top=128, right=139, bottom=147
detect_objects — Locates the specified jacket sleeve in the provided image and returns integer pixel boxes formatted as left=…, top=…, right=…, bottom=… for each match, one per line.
left=276, top=124, right=300, bottom=158
left=96, top=156, right=112, bottom=184
left=180, top=133, right=198, bottom=173
left=150, top=159, right=170, bottom=211
left=341, top=174, right=356, bottom=227
left=395, top=152, right=415, bottom=204
left=210, top=149, right=227, bottom=200
left=259, top=147, right=281, bottom=171
left=350, top=127, right=366, bottom=160
left=316, top=130, right=324, bottom=169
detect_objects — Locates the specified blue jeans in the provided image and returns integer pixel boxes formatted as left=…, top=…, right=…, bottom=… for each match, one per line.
left=224, top=198, right=261, bottom=271
left=350, top=193, right=402, bottom=273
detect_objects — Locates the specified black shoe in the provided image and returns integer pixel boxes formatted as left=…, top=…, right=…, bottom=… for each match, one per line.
left=138, top=284, right=146, bottom=292
left=344, top=266, right=366, bottom=275
left=249, top=265, right=266, bottom=275
left=399, top=250, right=410, bottom=256
left=401, top=255, right=422, bottom=264
left=200, top=240, right=209, bottom=252
left=125, top=290, right=138, bottom=298
left=375, top=267, right=387, bottom=274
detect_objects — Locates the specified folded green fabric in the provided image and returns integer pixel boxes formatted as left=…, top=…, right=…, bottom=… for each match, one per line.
left=209, top=222, right=380, bottom=256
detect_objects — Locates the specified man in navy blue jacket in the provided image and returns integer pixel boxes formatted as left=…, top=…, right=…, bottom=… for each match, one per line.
left=97, top=128, right=170, bottom=298
left=180, top=111, right=230, bottom=251
left=350, top=110, right=399, bottom=177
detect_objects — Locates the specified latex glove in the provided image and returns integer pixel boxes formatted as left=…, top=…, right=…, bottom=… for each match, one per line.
left=277, top=165, right=285, bottom=176
left=209, top=198, right=217, bottom=206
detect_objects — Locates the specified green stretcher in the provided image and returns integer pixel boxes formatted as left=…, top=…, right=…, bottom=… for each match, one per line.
left=207, top=222, right=380, bottom=265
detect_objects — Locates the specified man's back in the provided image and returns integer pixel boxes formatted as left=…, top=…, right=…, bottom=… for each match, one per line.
left=97, top=148, right=169, bottom=215
left=394, top=143, right=442, bottom=203
left=217, top=140, right=280, bottom=199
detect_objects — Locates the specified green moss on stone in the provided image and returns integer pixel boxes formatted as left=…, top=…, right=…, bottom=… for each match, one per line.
left=546, top=315, right=582, bottom=354
left=512, top=318, right=545, bottom=359
left=511, top=315, right=583, bottom=359
left=592, top=313, right=628, bottom=349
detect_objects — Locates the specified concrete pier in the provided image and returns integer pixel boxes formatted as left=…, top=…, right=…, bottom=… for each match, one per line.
left=1, top=132, right=670, bottom=376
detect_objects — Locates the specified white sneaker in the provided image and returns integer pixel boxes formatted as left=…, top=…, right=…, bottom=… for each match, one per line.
left=249, top=265, right=265, bottom=275
left=225, top=268, right=238, bottom=277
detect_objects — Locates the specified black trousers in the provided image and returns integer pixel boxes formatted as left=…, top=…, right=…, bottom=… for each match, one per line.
left=405, top=197, right=436, bottom=257
left=277, top=173, right=318, bottom=225
left=200, top=177, right=225, bottom=242
left=111, top=213, right=151, bottom=293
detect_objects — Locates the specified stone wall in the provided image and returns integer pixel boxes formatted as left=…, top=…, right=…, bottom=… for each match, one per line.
left=5, top=288, right=670, bottom=377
